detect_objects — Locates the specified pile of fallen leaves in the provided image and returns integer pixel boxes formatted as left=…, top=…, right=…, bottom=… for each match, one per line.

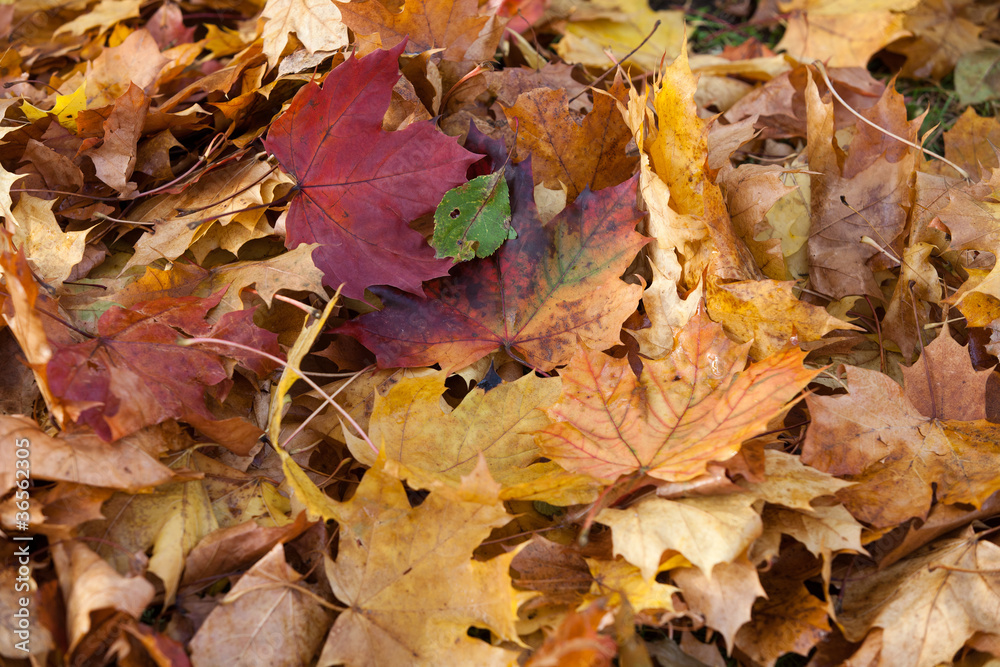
left=3, top=0, right=1000, bottom=665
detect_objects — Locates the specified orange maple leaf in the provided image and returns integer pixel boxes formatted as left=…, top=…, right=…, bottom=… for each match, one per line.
left=536, top=308, right=820, bottom=483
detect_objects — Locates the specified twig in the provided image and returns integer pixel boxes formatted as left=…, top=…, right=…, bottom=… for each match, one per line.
left=179, top=337, right=377, bottom=454
left=812, top=61, right=971, bottom=181
left=568, top=20, right=661, bottom=103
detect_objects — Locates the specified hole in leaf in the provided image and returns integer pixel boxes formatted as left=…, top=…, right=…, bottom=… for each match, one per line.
left=467, top=627, right=492, bottom=643
left=443, top=374, right=474, bottom=407
left=450, top=208, right=461, bottom=218
left=403, top=483, right=429, bottom=508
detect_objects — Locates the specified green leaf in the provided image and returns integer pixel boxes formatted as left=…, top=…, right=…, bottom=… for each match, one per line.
left=432, top=169, right=515, bottom=262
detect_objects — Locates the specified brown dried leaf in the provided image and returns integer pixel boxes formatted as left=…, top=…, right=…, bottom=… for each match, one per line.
left=189, top=543, right=332, bottom=667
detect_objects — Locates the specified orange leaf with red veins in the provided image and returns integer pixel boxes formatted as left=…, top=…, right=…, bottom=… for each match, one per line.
left=342, top=140, right=647, bottom=372
left=536, top=309, right=820, bottom=483
left=46, top=290, right=280, bottom=450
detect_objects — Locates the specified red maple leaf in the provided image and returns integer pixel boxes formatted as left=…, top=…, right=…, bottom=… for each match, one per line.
left=46, top=291, right=280, bottom=452
left=263, top=42, right=479, bottom=299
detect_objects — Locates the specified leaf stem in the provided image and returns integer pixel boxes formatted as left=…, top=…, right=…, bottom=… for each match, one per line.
left=245, top=289, right=322, bottom=319
left=175, top=162, right=280, bottom=215
left=812, top=61, right=971, bottom=181
left=11, top=188, right=122, bottom=201
left=278, top=363, right=374, bottom=452
left=128, top=133, right=227, bottom=199
left=183, top=197, right=291, bottom=230
left=179, top=337, right=377, bottom=454
left=568, top=20, right=661, bottom=103
left=222, top=581, right=346, bottom=610
left=440, top=61, right=496, bottom=112
left=909, top=280, right=937, bottom=416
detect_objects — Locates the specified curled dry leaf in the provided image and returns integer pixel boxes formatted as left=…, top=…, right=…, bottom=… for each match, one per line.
left=0, top=415, right=176, bottom=498
left=260, top=0, right=348, bottom=69
left=52, top=540, right=155, bottom=653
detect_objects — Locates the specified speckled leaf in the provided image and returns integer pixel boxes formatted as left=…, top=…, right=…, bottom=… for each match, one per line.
left=432, top=169, right=515, bottom=262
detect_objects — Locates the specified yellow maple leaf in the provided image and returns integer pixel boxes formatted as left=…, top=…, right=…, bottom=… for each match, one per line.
left=705, top=276, right=862, bottom=359
left=777, top=10, right=910, bottom=68
left=21, top=83, right=87, bottom=131
left=555, top=0, right=684, bottom=71
left=343, top=370, right=597, bottom=504
left=318, top=458, right=528, bottom=666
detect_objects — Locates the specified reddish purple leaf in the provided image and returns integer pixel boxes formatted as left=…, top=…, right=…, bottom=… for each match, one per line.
left=46, top=291, right=279, bottom=449
left=263, top=42, right=479, bottom=299
left=341, top=149, right=648, bottom=372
